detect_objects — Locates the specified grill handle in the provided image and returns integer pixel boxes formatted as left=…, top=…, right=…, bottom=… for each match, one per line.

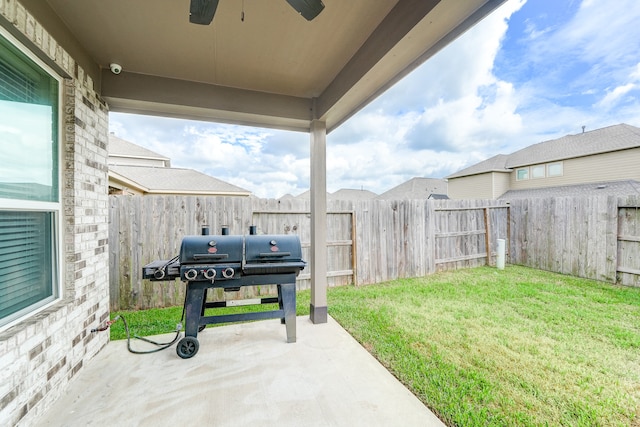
left=193, top=253, right=229, bottom=260
left=258, top=252, right=291, bottom=258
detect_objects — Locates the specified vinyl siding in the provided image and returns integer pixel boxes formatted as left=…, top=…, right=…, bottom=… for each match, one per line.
left=492, top=172, right=511, bottom=198
left=448, top=173, right=495, bottom=199
left=509, top=147, right=640, bottom=190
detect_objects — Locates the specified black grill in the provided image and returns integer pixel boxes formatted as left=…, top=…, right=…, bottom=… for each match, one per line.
left=143, top=226, right=305, bottom=358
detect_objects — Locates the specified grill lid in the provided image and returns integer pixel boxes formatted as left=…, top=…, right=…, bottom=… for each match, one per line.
left=143, top=230, right=306, bottom=282
left=244, top=234, right=305, bottom=275
left=179, top=235, right=243, bottom=264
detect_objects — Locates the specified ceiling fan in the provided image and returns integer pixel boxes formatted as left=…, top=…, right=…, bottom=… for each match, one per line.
left=189, top=0, right=325, bottom=25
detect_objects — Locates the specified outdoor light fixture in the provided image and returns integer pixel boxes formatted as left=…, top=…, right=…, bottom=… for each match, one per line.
left=189, top=0, right=324, bottom=25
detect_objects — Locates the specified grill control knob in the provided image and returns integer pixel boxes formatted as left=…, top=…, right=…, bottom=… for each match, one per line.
left=203, top=268, right=216, bottom=280
left=153, top=269, right=166, bottom=280
left=185, top=269, right=198, bottom=280
left=222, top=267, right=234, bottom=278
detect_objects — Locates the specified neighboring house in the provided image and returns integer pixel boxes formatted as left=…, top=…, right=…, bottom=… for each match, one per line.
left=109, top=165, right=252, bottom=196
left=329, top=189, right=377, bottom=201
left=108, top=134, right=171, bottom=168
left=277, top=193, right=295, bottom=201
left=376, top=177, right=448, bottom=200
left=291, top=190, right=330, bottom=200
left=108, top=135, right=251, bottom=197
left=500, top=179, right=640, bottom=200
left=446, top=124, right=640, bottom=199
left=288, top=178, right=447, bottom=202
left=287, top=189, right=377, bottom=202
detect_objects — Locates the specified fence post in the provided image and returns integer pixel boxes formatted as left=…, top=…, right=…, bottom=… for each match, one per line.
left=484, top=207, right=491, bottom=266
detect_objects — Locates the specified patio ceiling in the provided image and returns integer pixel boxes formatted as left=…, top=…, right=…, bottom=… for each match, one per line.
left=22, top=0, right=505, bottom=132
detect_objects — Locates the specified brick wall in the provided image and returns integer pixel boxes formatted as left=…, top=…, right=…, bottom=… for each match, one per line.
left=0, top=1, right=110, bottom=426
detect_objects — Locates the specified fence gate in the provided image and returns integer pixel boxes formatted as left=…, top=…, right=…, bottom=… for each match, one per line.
left=251, top=210, right=356, bottom=289
left=617, top=204, right=640, bottom=286
left=433, top=204, right=509, bottom=272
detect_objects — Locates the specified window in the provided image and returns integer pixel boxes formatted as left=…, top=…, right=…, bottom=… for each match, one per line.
left=516, top=168, right=529, bottom=180
left=531, top=165, right=545, bottom=179
left=548, top=162, right=563, bottom=177
left=0, top=30, right=61, bottom=329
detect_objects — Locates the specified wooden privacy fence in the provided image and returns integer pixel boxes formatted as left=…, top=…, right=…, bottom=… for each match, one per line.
left=433, top=203, right=509, bottom=271
left=251, top=208, right=356, bottom=288
left=109, top=196, right=361, bottom=310
left=617, top=200, right=640, bottom=286
left=509, top=196, right=617, bottom=282
left=508, top=195, right=640, bottom=286
left=109, top=196, right=252, bottom=311
left=108, top=194, right=640, bottom=311
left=109, top=196, right=510, bottom=310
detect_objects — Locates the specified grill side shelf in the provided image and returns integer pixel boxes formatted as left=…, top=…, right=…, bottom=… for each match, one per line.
left=142, top=259, right=181, bottom=281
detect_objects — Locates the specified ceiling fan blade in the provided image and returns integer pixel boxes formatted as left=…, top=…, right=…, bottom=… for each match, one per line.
left=285, top=0, right=325, bottom=21
left=189, top=0, right=219, bottom=25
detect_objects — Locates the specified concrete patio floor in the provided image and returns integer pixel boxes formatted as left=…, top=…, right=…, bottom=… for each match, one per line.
left=37, top=316, right=445, bottom=427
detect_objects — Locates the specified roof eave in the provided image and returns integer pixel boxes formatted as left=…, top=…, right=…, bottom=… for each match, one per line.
left=446, top=168, right=512, bottom=180
left=108, top=170, right=149, bottom=193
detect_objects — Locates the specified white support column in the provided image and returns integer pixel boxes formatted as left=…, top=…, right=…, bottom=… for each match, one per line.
left=309, top=119, right=328, bottom=324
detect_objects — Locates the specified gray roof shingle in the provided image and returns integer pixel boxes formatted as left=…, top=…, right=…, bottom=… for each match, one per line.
left=108, top=134, right=170, bottom=163
left=445, top=154, right=509, bottom=179
left=447, top=124, right=640, bottom=179
left=498, top=179, right=640, bottom=199
left=109, top=165, right=251, bottom=195
left=506, top=123, right=640, bottom=168
left=329, top=189, right=377, bottom=201
left=376, top=177, right=447, bottom=200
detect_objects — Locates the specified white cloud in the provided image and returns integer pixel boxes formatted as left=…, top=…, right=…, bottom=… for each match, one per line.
left=595, top=63, right=640, bottom=111
left=524, top=0, right=640, bottom=95
left=110, top=0, right=640, bottom=199
left=326, top=0, right=526, bottom=188
left=109, top=113, right=311, bottom=197
left=561, top=0, right=640, bottom=65
left=597, top=83, right=637, bottom=111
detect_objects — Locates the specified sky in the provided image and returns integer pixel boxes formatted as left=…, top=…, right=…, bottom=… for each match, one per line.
left=109, top=0, right=640, bottom=199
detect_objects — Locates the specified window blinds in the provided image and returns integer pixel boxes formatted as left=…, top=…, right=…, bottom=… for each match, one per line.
left=0, top=211, right=53, bottom=321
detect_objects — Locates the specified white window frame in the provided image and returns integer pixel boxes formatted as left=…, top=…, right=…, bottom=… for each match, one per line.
left=547, top=161, right=563, bottom=177
left=531, top=164, right=546, bottom=179
left=0, top=27, right=64, bottom=332
left=516, top=167, right=529, bottom=181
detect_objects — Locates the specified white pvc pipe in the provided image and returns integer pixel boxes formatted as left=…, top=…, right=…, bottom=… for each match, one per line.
left=496, top=239, right=505, bottom=270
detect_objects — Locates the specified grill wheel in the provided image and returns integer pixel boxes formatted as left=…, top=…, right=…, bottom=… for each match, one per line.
left=176, top=336, right=200, bottom=359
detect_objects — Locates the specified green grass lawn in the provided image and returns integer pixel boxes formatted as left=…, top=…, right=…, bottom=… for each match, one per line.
left=111, top=265, right=640, bottom=426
